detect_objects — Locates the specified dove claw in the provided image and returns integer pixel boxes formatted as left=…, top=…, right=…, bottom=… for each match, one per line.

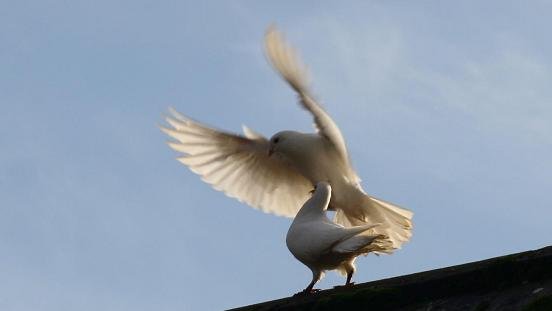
left=333, top=282, right=355, bottom=289
left=293, top=288, right=321, bottom=296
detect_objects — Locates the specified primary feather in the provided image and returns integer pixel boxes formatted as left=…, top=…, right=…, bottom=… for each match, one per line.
left=161, top=110, right=312, bottom=216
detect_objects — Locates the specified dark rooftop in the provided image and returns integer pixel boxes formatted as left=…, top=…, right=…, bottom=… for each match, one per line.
left=230, top=245, right=552, bottom=311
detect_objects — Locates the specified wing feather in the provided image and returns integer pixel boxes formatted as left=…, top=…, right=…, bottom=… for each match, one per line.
left=264, top=26, right=359, bottom=182
left=264, top=27, right=345, bottom=156
left=161, top=109, right=313, bottom=217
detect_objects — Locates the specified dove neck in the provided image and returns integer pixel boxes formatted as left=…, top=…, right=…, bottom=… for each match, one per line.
left=296, top=187, right=331, bottom=219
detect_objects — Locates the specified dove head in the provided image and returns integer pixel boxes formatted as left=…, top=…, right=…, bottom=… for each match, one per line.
left=268, top=130, right=302, bottom=157
left=311, top=181, right=332, bottom=211
left=295, top=181, right=332, bottom=220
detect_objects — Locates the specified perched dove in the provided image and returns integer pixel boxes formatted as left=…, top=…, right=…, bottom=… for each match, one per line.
left=161, top=26, right=413, bottom=251
left=287, top=181, right=392, bottom=293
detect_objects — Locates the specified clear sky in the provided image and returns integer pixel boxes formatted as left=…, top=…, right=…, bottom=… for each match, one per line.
left=1, top=1, right=551, bottom=310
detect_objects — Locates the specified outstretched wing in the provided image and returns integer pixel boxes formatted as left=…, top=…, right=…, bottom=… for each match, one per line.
left=161, top=108, right=313, bottom=217
left=264, top=26, right=351, bottom=165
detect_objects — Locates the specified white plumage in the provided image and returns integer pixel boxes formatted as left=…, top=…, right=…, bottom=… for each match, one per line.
left=287, top=182, right=392, bottom=293
left=161, top=26, right=413, bottom=251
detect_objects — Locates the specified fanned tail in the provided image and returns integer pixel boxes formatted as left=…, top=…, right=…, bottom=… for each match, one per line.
left=334, top=232, right=394, bottom=255
left=335, top=193, right=413, bottom=253
left=333, top=232, right=393, bottom=276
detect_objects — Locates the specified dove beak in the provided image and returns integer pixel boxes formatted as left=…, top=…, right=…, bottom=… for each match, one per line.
left=268, top=146, right=275, bottom=157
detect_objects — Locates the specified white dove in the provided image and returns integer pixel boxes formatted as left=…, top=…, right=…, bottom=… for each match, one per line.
left=287, top=181, right=392, bottom=293
left=161, top=26, right=413, bottom=250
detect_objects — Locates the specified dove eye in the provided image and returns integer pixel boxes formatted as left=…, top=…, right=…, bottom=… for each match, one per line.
left=273, top=137, right=280, bottom=144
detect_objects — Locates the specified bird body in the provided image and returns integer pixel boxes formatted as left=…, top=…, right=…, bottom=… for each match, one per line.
left=287, top=182, right=392, bottom=292
left=270, top=131, right=351, bottom=186
left=161, top=26, right=413, bottom=252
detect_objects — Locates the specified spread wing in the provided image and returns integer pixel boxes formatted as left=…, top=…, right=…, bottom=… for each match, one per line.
left=161, top=108, right=313, bottom=217
left=264, top=26, right=350, bottom=164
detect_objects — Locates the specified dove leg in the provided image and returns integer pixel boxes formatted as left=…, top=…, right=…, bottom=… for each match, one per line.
left=300, top=270, right=322, bottom=294
left=344, top=262, right=356, bottom=286
left=304, top=280, right=316, bottom=293
left=346, top=270, right=354, bottom=285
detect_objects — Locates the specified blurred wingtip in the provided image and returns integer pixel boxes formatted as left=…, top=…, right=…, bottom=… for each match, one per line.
left=264, top=24, right=285, bottom=52
left=167, top=106, right=178, bottom=117
left=265, top=23, right=279, bottom=36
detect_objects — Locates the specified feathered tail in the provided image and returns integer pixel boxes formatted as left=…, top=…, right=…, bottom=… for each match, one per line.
left=334, top=231, right=394, bottom=255
left=335, top=191, right=413, bottom=253
left=333, top=226, right=393, bottom=276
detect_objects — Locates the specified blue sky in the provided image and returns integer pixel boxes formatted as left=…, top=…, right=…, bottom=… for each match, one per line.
left=1, top=1, right=551, bottom=310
